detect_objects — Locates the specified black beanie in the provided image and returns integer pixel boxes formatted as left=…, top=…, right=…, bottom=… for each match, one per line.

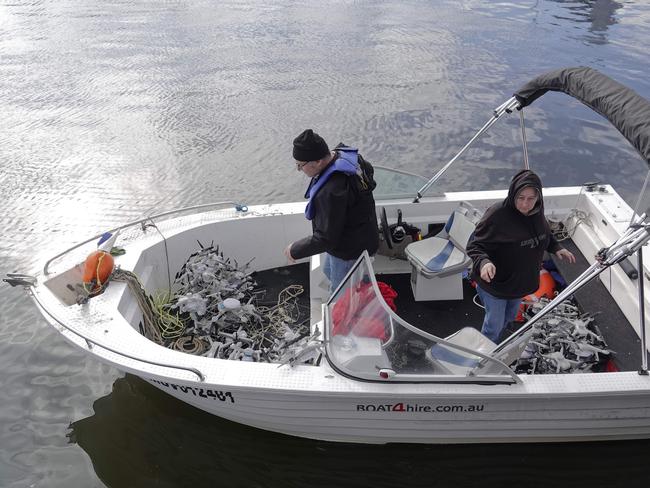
left=292, top=129, right=330, bottom=162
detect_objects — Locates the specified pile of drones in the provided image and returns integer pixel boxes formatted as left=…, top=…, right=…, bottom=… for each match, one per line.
left=514, top=298, right=614, bottom=374
left=141, top=243, right=318, bottom=365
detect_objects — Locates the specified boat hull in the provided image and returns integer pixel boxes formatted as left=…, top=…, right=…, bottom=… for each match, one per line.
left=145, top=376, right=650, bottom=444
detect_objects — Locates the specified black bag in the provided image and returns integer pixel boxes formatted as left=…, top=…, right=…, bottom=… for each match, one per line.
left=334, top=142, right=376, bottom=191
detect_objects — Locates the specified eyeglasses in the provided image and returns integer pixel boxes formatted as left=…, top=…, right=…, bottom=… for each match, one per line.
left=295, top=160, right=312, bottom=171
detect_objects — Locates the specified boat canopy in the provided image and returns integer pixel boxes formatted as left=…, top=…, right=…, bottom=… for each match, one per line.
left=322, top=252, right=520, bottom=384
left=514, top=66, right=650, bottom=166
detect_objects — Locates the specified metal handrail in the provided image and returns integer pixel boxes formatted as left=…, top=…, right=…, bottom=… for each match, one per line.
left=44, top=201, right=240, bottom=275
left=30, top=286, right=205, bottom=381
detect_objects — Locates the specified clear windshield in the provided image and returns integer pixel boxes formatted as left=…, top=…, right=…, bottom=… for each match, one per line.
left=324, top=252, right=517, bottom=383
left=372, top=166, right=430, bottom=200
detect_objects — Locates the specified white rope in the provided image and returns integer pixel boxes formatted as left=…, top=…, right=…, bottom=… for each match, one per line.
left=549, top=208, right=592, bottom=242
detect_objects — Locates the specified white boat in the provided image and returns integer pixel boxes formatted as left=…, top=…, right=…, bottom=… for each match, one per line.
left=7, top=67, right=650, bottom=444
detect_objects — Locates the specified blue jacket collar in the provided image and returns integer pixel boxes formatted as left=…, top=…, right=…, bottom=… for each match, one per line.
left=304, top=149, right=359, bottom=220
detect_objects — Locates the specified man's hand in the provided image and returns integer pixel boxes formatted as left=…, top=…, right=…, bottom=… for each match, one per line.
left=555, top=248, right=576, bottom=264
left=284, top=244, right=296, bottom=264
left=480, top=262, right=496, bottom=282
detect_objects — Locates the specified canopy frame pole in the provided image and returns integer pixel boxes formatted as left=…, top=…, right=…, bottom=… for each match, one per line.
left=519, top=109, right=530, bottom=170
left=638, top=246, right=649, bottom=375
left=629, top=170, right=650, bottom=375
left=413, top=96, right=520, bottom=202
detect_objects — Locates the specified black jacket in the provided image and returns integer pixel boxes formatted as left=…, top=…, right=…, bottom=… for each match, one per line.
left=290, top=153, right=379, bottom=261
left=466, top=170, right=562, bottom=299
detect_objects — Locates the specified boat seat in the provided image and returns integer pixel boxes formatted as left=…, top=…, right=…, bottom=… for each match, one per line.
left=404, top=202, right=481, bottom=301
left=426, top=327, right=497, bottom=376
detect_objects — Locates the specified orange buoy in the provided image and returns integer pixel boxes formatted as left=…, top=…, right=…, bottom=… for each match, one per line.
left=515, top=269, right=556, bottom=322
left=82, top=250, right=115, bottom=293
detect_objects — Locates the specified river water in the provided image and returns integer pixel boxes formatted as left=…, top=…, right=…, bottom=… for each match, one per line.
left=2, top=1, right=650, bottom=486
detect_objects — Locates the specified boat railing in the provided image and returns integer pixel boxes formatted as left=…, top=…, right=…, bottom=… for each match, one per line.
left=43, top=201, right=240, bottom=275
left=30, top=286, right=205, bottom=381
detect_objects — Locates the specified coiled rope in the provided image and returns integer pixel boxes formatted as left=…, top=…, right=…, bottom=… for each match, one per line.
left=112, top=269, right=186, bottom=345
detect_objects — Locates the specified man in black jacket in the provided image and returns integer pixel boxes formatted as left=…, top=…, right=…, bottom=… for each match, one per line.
left=284, top=129, right=379, bottom=292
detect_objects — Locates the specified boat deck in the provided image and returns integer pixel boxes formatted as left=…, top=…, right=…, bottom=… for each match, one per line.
left=252, top=262, right=312, bottom=329
left=552, top=239, right=649, bottom=372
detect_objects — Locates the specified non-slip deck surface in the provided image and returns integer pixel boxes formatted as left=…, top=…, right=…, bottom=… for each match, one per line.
left=376, top=273, right=485, bottom=338
left=552, top=239, right=648, bottom=371
left=252, top=263, right=311, bottom=329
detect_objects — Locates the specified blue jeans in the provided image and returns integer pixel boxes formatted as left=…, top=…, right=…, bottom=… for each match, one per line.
left=323, top=253, right=357, bottom=293
left=475, top=285, right=521, bottom=343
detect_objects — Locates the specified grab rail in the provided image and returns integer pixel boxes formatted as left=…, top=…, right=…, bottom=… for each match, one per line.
left=44, top=201, right=240, bottom=275
left=30, top=287, right=205, bottom=382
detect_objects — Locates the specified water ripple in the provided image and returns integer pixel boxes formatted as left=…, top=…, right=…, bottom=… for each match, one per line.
left=2, top=0, right=650, bottom=486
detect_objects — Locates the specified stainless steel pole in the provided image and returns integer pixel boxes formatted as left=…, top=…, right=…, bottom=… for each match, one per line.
left=413, top=97, right=520, bottom=202
left=638, top=246, right=648, bottom=374
left=519, top=109, right=530, bottom=170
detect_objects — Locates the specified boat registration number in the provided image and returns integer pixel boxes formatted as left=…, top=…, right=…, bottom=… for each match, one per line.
left=150, top=379, right=235, bottom=403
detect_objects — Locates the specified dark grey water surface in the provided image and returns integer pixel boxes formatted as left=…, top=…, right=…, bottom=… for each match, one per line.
left=2, top=1, right=650, bottom=487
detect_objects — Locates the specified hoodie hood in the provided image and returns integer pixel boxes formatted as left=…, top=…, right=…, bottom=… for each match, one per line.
left=505, top=169, right=543, bottom=215
left=466, top=168, right=560, bottom=299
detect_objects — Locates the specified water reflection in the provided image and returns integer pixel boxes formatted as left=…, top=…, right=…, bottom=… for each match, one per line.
left=69, top=375, right=650, bottom=488
left=548, top=0, right=622, bottom=45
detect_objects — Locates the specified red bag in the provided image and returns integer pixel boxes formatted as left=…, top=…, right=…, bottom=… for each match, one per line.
left=331, top=281, right=397, bottom=341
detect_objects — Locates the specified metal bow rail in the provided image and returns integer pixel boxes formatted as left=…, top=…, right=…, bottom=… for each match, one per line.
left=43, top=201, right=241, bottom=275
